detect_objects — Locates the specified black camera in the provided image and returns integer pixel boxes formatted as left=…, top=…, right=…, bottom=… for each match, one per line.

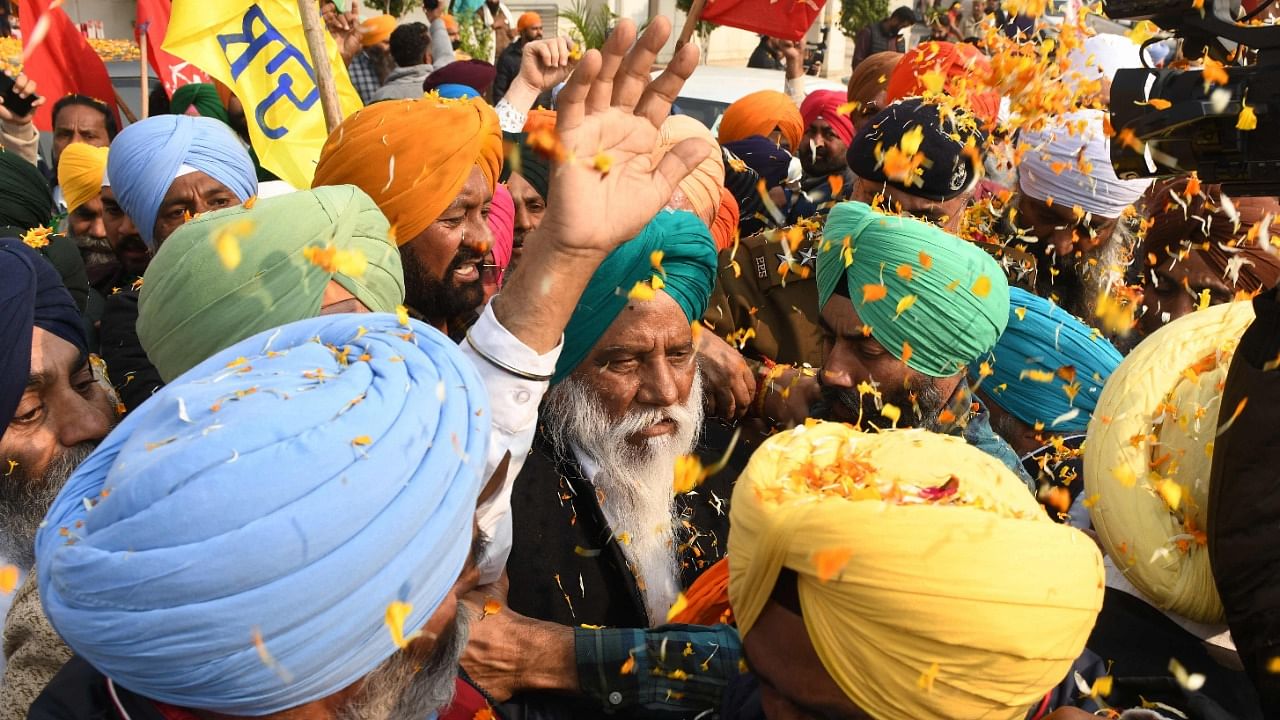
left=1104, top=0, right=1280, bottom=195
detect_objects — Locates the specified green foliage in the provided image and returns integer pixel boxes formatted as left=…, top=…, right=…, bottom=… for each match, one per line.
left=457, top=11, right=494, bottom=60
left=674, top=0, right=718, bottom=39
left=560, top=0, right=616, bottom=50
left=840, top=0, right=890, bottom=37
left=375, top=0, right=423, bottom=16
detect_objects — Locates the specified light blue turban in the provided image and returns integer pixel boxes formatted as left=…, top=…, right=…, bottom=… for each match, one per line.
left=105, top=115, right=257, bottom=250
left=553, top=209, right=716, bottom=384
left=36, top=313, right=489, bottom=715
left=818, top=201, right=1010, bottom=378
left=970, top=287, right=1122, bottom=432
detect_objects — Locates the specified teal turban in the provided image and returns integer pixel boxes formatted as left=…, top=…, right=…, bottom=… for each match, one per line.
left=138, top=185, right=405, bottom=382
left=553, top=210, right=716, bottom=384
left=818, top=202, right=1010, bottom=378
left=970, top=287, right=1122, bottom=432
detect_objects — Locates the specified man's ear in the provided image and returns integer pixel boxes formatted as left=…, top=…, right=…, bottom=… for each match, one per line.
left=478, top=451, right=510, bottom=507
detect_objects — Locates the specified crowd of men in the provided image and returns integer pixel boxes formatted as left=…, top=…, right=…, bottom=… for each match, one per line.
left=0, top=3, right=1277, bottom=720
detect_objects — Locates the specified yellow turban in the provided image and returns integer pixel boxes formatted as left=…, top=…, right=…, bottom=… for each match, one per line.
left=1085, top=300, right=1254, bottom=624
left=58, top=142, right=109, bottom=215
left=312, top=96, right=503, bottom=245
left=729, top=422, right=1105, bottom=720
left=658, top=115, right=724, bottom=225
left=717, top=89, right=804, bottom=151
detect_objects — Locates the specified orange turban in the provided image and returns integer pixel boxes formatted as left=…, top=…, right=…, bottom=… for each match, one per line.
left=523, top=108, right=557, bottom=134
left=313, top=97, right=503, bottom=245
left=361, top=14, right=396, bottom=47
left=442, top=14, right=459, bottom=32
left=847, top=51, right=901, bottom=105
left=659, top=115, right=725, bottom=225
left=711, top=187, right=739, bottom=252
left=517, top=12, right=541, bottom=31
left=717, top=90, right=804, bottom=151
left=885, top=41, right=1000, bottom=126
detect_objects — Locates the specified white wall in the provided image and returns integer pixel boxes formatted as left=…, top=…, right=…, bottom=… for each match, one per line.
left=62, top=0, right=134, bottom=39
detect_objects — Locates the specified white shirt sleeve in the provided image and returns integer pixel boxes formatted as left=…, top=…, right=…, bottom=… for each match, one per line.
left=784, top=76, right=806, bottom=106
left=461, top=299, right=563, bottom=584
left=495, top=98, right=528, bottom=134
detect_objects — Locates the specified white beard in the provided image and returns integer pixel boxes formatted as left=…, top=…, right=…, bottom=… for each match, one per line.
left=544, top=372, right=704, bottom=626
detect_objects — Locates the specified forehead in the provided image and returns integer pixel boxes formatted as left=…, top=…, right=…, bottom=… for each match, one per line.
left=55, top=104, right=107, bottom=129
left=162, top=171, right=233, bottom=201
left=820, top=293, right=861, bottom=328
left=593, top=292, right=692, bottom=348
left=28, top=327, right=83, bottom=381
left=807, top=118, right=834, bottom=133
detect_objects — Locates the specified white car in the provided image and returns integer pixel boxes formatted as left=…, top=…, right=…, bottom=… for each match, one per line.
left=655, top=65, right=846, bottom=131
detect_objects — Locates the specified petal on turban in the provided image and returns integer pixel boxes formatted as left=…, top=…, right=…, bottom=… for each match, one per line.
left=106, top=115, right=258, bottom=249
left=169, top=83, right=232, bottom=125
left=799, top=90, right=854, bottom=147
left=659, top=115, right=725, bottom=224
left=553, top=210, right=716, bottom=384
left=818, top=202, right=1010, bottom=378
left=972, top=287, right=1122, bottom=432
left=137, top=185, right=404, bottom=382
left=1143, top=178, right=1280, bottom=294
left=1017, top=110, right=1151, bottom=219
left=847, top=51, right=901, bottom=106
left=37, top=313, right=490, bottom=715
left=884, top=41, right=1000, bottom=126
left=0, top=150, right=54, bottom=234
left=1086, top=301, right=1255, bottom=624
left=722, top=135, right=796, bottom=189
left=313, top=96, right=502, bottom=245
left=57, top=143, right=110, bottom=215
left=729, top=423, right=1105, bottom=720
left=717, top=90, right=804, bottom=151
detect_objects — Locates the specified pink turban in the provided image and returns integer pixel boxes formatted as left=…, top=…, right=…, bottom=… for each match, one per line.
left=800, top=90, right=855, bottom=146
left=488, top=184, right=516, bottom=287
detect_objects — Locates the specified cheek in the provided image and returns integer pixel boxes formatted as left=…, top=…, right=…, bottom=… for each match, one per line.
left=584, top=371, right=638, bottom=421
left=420, top=228, right=463, bottom=276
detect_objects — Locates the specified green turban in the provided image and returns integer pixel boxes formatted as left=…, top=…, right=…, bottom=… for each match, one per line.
left=0, top=150, right=54, bottom=234
left=169, top=83, right=231, bottom=125
left=553, top=210, right=716, bottom=384
left=138, top=185, right=405, bottom=382
left=817, top=202, right=1009, bottom=378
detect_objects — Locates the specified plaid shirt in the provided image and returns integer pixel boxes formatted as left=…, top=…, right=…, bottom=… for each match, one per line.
left=575, top=623, right=742, bottom=713
left=348, top=50, right=381, bottom=105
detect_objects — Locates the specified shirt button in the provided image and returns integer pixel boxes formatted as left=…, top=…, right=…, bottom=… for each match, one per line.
left=608, top=692, right=622, bottom=705
left=515, top=389, right=531, bottom=403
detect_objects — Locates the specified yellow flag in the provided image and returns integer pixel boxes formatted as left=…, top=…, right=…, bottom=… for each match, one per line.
left=163, top=0, right=363, bottom=189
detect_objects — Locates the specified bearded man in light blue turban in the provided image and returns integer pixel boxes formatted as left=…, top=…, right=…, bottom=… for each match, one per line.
left=32, top=312, right=489, bottom=717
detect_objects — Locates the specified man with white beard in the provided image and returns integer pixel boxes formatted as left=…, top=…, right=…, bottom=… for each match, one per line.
left=460, top=211, right=750, bottom=719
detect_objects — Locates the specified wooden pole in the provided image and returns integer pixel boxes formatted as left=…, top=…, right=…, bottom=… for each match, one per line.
left=676, top=0, right=707, bottom=51
left=298, top=0, right=344, bottom=134
left=114, top=87, right=138, bottom=125
left=139, top=31, right=149, bottom=119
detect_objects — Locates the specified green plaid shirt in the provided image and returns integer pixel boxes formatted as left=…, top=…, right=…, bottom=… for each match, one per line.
left=575, top=623, right=743, bottom=714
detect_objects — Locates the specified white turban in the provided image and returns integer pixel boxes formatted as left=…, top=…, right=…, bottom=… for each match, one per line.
left=1066, top=34, right=1144, bottom=85
left=1017, top=109, right=1152, bottom=218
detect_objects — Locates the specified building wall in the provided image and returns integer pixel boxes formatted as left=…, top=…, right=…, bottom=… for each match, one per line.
left=62, top=0, right=134, bottom=39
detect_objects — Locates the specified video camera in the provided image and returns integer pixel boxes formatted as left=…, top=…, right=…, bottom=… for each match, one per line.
left=1104, top=0, right=1280, bottom=195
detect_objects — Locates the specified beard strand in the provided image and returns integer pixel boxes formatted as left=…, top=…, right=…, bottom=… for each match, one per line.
left=339, top=605, right=471, bottom=720
left=401, top=246, right=486, bottom=326
left=543, top=371, right=705, bottom=625
left=0, top=442, right=97, bottom=570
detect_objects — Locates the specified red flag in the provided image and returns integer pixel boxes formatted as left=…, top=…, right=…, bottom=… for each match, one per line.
left=699, top=0, right=827, bottom=42
left=135, top=0, right=208, bottom=97
left=18, top=0, right=121, bottom=132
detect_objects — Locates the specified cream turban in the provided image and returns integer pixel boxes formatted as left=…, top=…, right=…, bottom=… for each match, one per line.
left=659, top=115, right=725, bottom=225
left=729, top=422, right=1105, bottom=720
left=1085, top=300, right=1255, bottom=624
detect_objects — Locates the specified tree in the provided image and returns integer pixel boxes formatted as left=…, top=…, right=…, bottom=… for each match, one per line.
left=841, top=0, right=888, bottom=36
left=380, top=0, right=424, bottom=16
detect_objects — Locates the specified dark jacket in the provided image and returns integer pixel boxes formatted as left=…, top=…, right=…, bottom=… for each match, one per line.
left=492, top=39, right=525, bottom=103
left=28, top=655, right=166, bottom=720
left=1209, top=286, right=1280, bottom=714
left=746, top=40, right=782, bottom=70
left=97, top=291, right=163, bottom=413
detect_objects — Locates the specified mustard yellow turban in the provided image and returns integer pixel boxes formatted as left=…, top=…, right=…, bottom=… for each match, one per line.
left=57, top=142, right=109, bottom=215
left=729, top=422, right=1105, bottom=720
left=1085, top=300, right=1255, bottom=624
left=312, top=96, right=503, bottom=245
left=658, top=115, right=725, bottom=225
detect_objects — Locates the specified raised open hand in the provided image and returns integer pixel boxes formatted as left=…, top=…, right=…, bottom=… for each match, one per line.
left=535, top=16, right=710, bottom=260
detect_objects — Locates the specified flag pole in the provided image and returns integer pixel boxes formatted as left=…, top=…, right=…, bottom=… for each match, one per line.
left=114, top=87, right=138, bottom=125
left=139, top=31, right=150, bottom=119
left=298, top=0, right=344, bottom=134
left=676, top=0, right=707, bottom=51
